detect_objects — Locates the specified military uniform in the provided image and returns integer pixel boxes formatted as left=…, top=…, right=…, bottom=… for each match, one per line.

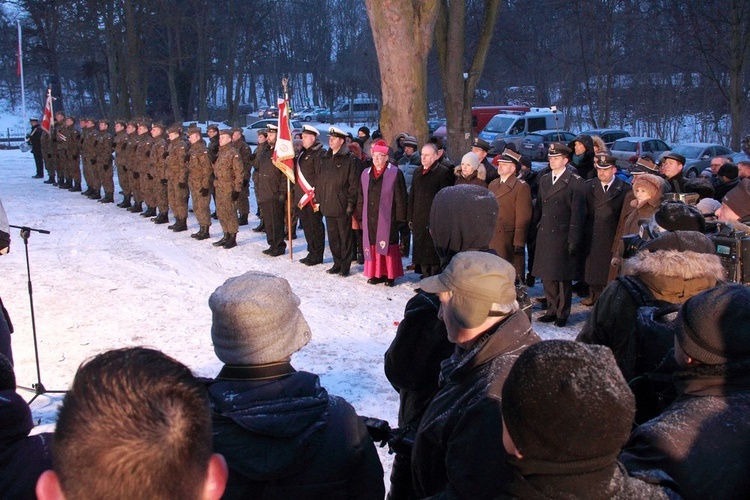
left=232, top=132, right=253, bottom=226
left=113, top=122, right=131, bottom=207
left=294, top=134, right=326, bottom=265
left=63, top=119, right=81, bottom=191
left=41, top=129, right=55, bottom=183
left=80, top=119, right=98, bottom=197
left=95, top=123, right=115, bottom=203
left=166, top=126, right=189, bottom=232
left=212, top=133, right=244, bottom=249
left=187, top=131, right=213, bottom=238
left=149, top=125, right=169, bottom=223
left=255, top=138, right=288, bottom=256
left=133, top=124, right=155, bottom=216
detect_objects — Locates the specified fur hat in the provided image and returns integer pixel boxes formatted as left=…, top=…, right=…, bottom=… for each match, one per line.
left=419, top=252, right=516, bottom=329
left=722, top=178, right=750, bottom=219
left=678, top=284, right=750, bottom=364
left=631, top=174, right=664, bottom=207
left=651, top=201, right=706, bottom=234
left=633, top=155, right=660, bottom=175
left=640, top=230, right=716, bottom=255
left=502, top=340, right=635, bottom=465
left=209, top=272, right=311, bottom=365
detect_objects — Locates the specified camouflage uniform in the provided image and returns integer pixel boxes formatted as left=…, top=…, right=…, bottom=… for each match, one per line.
left=232, top=130, right=253, bottom=225
left=187, top=130, right=214, bottom=234
left=149, top=124, right=169, bottom=223
left=81, top=119, right=98, bottom=195
left=113, top=121, right=131, bottom=207
left=63, top=119, right=81, bottom=191
left=95, top=122, right=114, bottom=203
left=166, top=125, right=190, bottom=230
left=41, top=129, right=55, bottom=183
left=212, top=131, right=244, bottom=248
left=132, top=122, right=154, bottom=215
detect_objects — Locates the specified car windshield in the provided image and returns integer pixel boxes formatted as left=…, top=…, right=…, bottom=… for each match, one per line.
left=483, top=116, right=516, bottom=134
left=612, top=140, right=637, bottom=152
left=671, top=145, right=704, bottom=159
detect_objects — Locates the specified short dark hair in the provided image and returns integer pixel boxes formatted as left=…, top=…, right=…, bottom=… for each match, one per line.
left=52, top=347, right=213, bottom=499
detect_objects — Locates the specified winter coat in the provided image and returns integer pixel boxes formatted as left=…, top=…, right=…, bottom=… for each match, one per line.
left=488, top=175, right=533, bottom=266
left=94, top=130, right=113, bottom=168
left=187, top=140, right=213, bottom=192
left=149, top=134, right=168, bottom=181
left=453, top=164, right=488, bottom=188
left=356, top=164, right=407, bottom=246
left=577, top=248, right=725, bottom=382
left=621, top=361, right=750, bottom=500
left=318, top=144, right=359, bottom=217
left=569, top=134, right=596, bottom=179
left=713, top=177, right=740, bottom=201
left=255, top=142, right=287, bottom=204
left=531, top=168, right=587, bottom=281
left=518, top=168, right=539, bottom=201
left=482, top=157, right=499, bottom=184
left=132, top=131, right=152, bottom=175
left=206, top=370, right=384, bottom=500
left=584, top=176, right=631, bottom=286
left=0, top=390, right=53, bottom=499
left=411, top=311, right=541, bottom=499
left=397, top=152, right=421, bottom=190
left=26, top=124, right=42, bottom=154
left=664, top=171, right=687, bottom=194
left=213, top=144, right=243, bottom=193
left=232, top=138, right=253, bottom=184
left=166, top=137, right=188, bottom=184
left=408, top=163, right=454, bottom=266
left=293, top=141, right=324, bottom=204
left=504, top=460, right=680, bottom=499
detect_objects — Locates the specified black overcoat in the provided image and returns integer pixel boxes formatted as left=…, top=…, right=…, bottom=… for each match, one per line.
left=318, top=144, right=358, bottom=217
left=408, top=163, right=454, bottom=266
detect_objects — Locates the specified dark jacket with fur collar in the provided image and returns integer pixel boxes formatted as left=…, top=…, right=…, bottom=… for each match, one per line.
left=578, top=248, right=725, bottom=381
left=621, top=361, right=750, bottom=500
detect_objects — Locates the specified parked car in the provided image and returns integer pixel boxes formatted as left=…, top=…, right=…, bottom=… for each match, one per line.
left=519, top=130, right=577, bottom=161
left=669, top=143, right=734, bottom=178
left=477, top=108, right=564, bottom=148
left=243, top=119, right=302, bottom=145
left=580, top=128, right=630, bottom=149
left=296, top=107, right=327, bottom=122
left=432, top=105, right=532, bottom=140
left=731, top=151, right=749, bottom=164
left=332, top=98, right=380, bottom=123
left=610, top=137, right=670, bottom=170
left=315, top=107, right=335, bottom=123
left=261, top=107, right=279, bottom=119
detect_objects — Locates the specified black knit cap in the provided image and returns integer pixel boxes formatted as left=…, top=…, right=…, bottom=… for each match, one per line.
left=722, top=178, right=750, bottom=219
left=653, top=201, right=706, bottom=233
left=677, top=283, right=750, bottom=365
left=717, top=163, right=739, bottom=180
left=502, top=340, right=635, bottom=466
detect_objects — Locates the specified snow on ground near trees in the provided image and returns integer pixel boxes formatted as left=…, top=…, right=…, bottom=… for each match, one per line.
left=1, top=149, right=581, bottom=478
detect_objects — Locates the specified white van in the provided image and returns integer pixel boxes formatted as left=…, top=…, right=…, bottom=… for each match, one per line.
left=332, top=98, right=380, bottom=123
left=477, top=108, right=565, bottom=147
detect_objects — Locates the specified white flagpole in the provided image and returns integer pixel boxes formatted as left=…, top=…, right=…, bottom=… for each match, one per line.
left=18, top=20, right=26, bottom=125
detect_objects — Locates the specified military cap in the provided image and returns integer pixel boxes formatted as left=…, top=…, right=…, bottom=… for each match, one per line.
left=151, top=122, right=165, bottom=131
left=207, top=124, right=219, bottom=132
left=661, top=151, right=686, bottom=165
left=29, top=118, right=38, bottom=123
left=328, top=126, right=347, bottom=139
left=547, top=142, right=572, bottom=157
left=595, top=153, right=618, bottom=168
left=115, top=119, right=127, bottom=127
left=219, top=129, right=232, bottom=137
left=126, top=120, right=137, bottom=128
left=498, top=148, right=522, bottom=164
left=472, top=137, right=491, bottom=152
left=137, top=119, right=151, bottom=128
left=267, top=124, right=279, bottom=132
left=301, top=124, right=319, bottom=136
left=633, top=155, right=659, bottom=175
left=187, top=126, right=202, bottom=137
left=167, top=124, right=182, bottom=135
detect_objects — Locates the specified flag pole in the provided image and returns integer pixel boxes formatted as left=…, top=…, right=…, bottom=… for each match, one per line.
left=18, top=20, right=26, bottom=126
left=282, top=77, right=293, bottom=261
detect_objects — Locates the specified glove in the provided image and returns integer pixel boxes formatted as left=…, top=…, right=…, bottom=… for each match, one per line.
left=162, top=151, right=169, bottom=159
left=178, top=182, right=187, bottom=189
left=200, top=187, right=209, bottom=197
left=514, top=245, right=525, bottom=255
left=346, top=203, right=355, bottom=216
left=278, top=194, right=286, bottom=204
left=161, top=178, right=168, bottom=186
left=242, top=179, right=249, bottom=188
left=146, top=150, right=151, bottom=158
left=133, top=172, right=140, bottom=179
left=147, top=173, right=154, bottom=180
left=231, top=191, right=240, bottom=201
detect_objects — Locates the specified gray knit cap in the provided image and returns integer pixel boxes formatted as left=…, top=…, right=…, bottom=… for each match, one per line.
left=209, top=272, right=311, bottom=365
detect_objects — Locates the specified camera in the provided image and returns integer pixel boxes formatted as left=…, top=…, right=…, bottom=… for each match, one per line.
left=621, top=219, right=654, bottom=259
left=709, top=223, right=750, bottom=284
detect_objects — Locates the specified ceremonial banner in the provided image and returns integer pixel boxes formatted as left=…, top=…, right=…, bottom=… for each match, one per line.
left=272, top=98, right=295, bottom=183
left=41, top=92, right=53, bottom=134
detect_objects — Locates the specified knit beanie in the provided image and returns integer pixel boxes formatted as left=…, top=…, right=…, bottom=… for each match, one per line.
left=209, top=272, right=311, bottom=365
left=460, top=152, right=480, bottom=171
left=502, top=340, right=635, bottom=467
left=677, top=284, right=750, bottom=365
left=717, top=163, right=739, bottom=180
left=722, top=178, right=750, bottom=219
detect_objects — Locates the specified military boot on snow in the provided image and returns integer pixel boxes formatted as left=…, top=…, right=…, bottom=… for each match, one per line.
left=212, top=233, right=229, bottom=247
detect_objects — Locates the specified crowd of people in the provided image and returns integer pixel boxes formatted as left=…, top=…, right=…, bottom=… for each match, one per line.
left=5, top=119, right=750, bottom=498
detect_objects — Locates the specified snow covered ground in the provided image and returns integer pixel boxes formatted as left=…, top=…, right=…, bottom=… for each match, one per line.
left=1, top=149, right=582, bottom=479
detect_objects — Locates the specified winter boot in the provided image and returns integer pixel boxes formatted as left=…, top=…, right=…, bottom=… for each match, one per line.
left=44, top=176, right=55, bottom=184
left=117, top=195, right=132, bottom=208
left=141, top=206, right=157, bottom=218
left=58, top=178, right=69, bottom=189
left=70, top=180, right=82, bottom=192
left=152, top=212, right=169, bottom=224
left=213, top=233, right=229, bottom=247
left=192, top=226, right=210, bottom=240
left=81, top=187, right=94, bottom=196
left=89, top=190, right=102, bottom=200
left=222, top=233, right=237, bottom=249
left=251, top=219, right=265, bottom=233
left=98, top=192, right=114, bottom=204
left=171, top=218, right=188, bottom=232
left=238, top=214, right=249, bottom=226
left=128, top=201, right=143, bottom=213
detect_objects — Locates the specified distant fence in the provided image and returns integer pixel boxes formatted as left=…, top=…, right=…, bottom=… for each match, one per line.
left=0, top=127, right=28, bottom=149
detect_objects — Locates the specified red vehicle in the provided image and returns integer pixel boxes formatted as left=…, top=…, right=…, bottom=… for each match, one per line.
left=432, top=105, right=532, bottom=140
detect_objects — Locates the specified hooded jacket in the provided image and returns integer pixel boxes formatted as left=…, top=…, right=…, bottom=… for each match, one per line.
left=206, top=370, right=384, bottom=499
left=569, top=134, right=596, bottom=179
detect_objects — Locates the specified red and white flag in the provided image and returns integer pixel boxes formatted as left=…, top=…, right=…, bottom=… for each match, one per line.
left=272, top=98, right=295, bottom=183
left=41, top=92, right=54, bottom=134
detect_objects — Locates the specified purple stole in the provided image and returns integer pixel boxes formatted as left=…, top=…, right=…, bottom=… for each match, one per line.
left=362, top=164, right=397, bottom=260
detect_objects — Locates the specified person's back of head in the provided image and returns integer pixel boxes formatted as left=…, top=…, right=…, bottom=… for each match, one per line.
left=502, top=340, right=635, bottom=471
left=36, top=347, right=227, bottom=500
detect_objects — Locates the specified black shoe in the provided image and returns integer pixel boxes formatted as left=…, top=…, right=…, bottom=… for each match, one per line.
left=238, top=214, right=249, bottom=226
left=384, top=279, right=395, bottom=287
left=367, top=277, right=385, bottom=285
left=299, top=257, right=309, bottom=264
left=326, top=266, right=341, bottom=274
left=33, top=174, right=44, bottom=179
left=339, top=269, right=350, bottom=277
left=304, top=259, right=321, bottom=266
left=251, top=223, right=265, bottom=233
left=267, top=248, right=285, bottom=257
left=213, top=233, right=229, bottom=247
left=554, top=317, right=568, bottom=327
left=172, top=218, right=188, bottom=232
left=152, top=213, right=169, bottom=224
left=211, top=211, right=218, bottom=220
left=222, top=233, right=237, bottom=249
left=117, top=197, right=132, bottom=208
left=81, top=187, right=93, bottom=196
left=128, top=202, right=143, bottom=213
left=262, top=247, right=273, bottom=255
left=537, top=314, right=557, bottom=323
left=192, top=226, right=210, bottom=240
left=44, top=178, right=55, bottom=184
left=99, top=193, right=114, bottom=203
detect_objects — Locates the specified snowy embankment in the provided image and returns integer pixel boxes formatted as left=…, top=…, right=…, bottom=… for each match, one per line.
left=1, top=149, right=581, bottom=478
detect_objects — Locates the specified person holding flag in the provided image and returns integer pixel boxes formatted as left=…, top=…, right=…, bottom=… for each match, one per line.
left=294, top=125, right=326, bottom=266
left=256, top=123, right=288, bottom=257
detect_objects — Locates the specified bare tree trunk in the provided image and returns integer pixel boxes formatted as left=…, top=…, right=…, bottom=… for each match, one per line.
left=364, top=0, right=439, bottom=146
left=123, top=0, right=145, bottom=115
